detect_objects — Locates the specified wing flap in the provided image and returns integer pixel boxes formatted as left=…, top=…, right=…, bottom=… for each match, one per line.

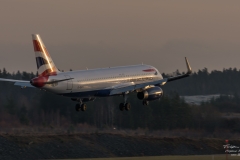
left=110, top=85, right=136, bottom=95
left=109, top=78, right=168, bottom=95
left=135, top=78, right=167, bottom=89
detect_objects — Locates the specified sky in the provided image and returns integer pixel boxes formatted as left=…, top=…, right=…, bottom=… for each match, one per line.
left=0, top=0, right=240, bottom=74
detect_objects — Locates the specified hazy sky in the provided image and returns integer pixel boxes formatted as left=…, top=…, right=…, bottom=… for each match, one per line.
left=0, top=0, right=240, bottom=74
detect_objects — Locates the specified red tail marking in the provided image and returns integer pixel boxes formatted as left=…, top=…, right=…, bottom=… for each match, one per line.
left=39, top=69, right=57, bottom=77
left=43, top=47, right=51, bottom=57
left=33, top=40, right=51, bottom=59
left=33, top=40, right=42, bottom=52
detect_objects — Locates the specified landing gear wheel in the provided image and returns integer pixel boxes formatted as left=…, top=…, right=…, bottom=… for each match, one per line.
left=125, top=103, right=131, bottom=111
left=75, top=104, right=81, bottom=112
left=119, top=103, right=125, bottom=111
left=81, top=104, right=87, bottom=111
left=142, top=100, right=149, bottom=106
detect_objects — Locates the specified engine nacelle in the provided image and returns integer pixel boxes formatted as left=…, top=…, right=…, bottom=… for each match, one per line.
left=137, top=86, right=163, bottom=101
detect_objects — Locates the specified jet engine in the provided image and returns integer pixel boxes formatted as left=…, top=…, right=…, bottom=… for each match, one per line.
left=137, top=86, right=163, bottom=101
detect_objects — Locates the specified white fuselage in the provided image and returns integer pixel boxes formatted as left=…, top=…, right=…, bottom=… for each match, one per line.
left=43, top=64, right=163, bottom=98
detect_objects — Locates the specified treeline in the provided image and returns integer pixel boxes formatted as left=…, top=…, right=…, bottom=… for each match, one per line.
left=202, top=94, right=240, bottom=113
left=0, top=68, right=240, bottom=133
left=162, top=67, right=240, bottom=95
left=194, top=94, right=240, bottom=132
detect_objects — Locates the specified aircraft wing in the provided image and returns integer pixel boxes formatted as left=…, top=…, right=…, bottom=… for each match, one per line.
left=0, top=78, right=29, bottom=83
left=0, top=78, right=34, bottom=88
left=109, top=78, right=168, bottom=95
left=106, top=82, right=136, bottom=95
left=108, top=57, right=192, bottom=95
left=166, top=57, right=192, bottom=82
left=0, top=77, right=74, bottom=88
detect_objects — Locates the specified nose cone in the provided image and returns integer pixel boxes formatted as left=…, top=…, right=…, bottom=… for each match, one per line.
left=30, top=76, right=48, bottom=88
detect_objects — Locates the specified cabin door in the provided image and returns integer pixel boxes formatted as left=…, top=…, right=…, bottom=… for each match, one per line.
left=65, top=75, right=73, bottom=90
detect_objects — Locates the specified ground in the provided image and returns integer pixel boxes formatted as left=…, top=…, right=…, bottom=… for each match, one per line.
left=0, top=133, right=238, bottom=160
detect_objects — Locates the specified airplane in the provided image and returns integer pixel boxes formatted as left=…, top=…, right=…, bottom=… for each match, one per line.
left=0, top=34, right=192, bottom=112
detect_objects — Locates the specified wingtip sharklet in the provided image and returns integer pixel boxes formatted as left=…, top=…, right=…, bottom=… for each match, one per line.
left=185, top=57, right=192, bottom=74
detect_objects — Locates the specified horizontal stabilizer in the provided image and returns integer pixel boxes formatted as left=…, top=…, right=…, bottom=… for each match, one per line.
left=0, top=78, right=29, bottom=83
left=14, top=82, right=34, bottom=88
left=0, top=78, right=34, bottom=88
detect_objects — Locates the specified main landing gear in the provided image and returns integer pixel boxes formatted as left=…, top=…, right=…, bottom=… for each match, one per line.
left=119, top=102, right=131, bottom=111
left=142, top=100, right=149, bottom=106
left=119, top=93, right=131, bottom=111
left=75, top=100, right=87, bottom=112
left=72, top=97, right=96, bottom=112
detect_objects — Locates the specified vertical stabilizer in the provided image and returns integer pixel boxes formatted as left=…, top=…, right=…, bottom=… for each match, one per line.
left=32, top=34, right=59, bottom=76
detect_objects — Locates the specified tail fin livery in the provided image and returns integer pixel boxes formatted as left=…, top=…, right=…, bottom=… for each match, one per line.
left=32, top=34, right=59, bottom=76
